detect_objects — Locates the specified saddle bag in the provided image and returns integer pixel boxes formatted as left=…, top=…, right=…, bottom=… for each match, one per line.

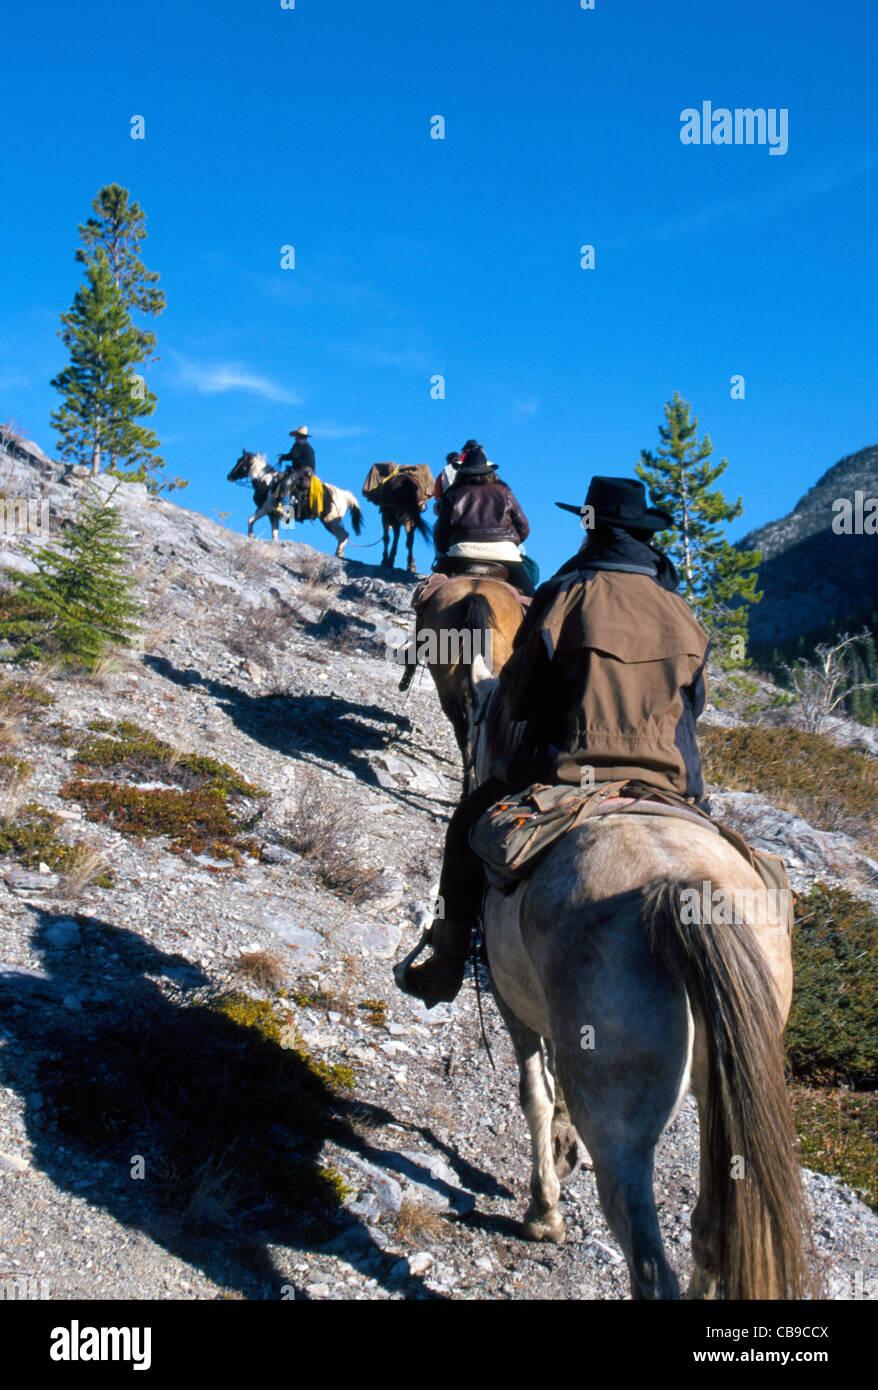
left=468, top=781, right=628, bottom=889
left=469, top=780, right=795, bottom=931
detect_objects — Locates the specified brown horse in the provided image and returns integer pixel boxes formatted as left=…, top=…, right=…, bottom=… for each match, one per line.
left=369, top=472, right=432, bottom=573
left=411, top=577, right=525, bottom=789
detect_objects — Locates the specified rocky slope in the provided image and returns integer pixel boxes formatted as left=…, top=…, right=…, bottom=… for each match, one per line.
left=0, top=444, right=876, bottom=1301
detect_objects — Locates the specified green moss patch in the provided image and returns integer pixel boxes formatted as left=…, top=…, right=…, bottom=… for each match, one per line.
left=60, top=780, right=259, bottom=862
left=75, top=719, right=264, bottom=797
left=700, top=726, right=878, bottom=850
left=358, top=998, right=388, bottom=1029
left=0, top=802, right=112, bottom=884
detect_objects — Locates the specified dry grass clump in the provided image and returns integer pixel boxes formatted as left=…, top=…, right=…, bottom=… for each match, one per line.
left=699, top=725, right=878, bottom=851
left=232, top=544, right=275, bottom=580
left=234, top=950, right=286, bottom=992
left=220, top=595, right=299, bottom=664
left=0, top=674, right=55, bottom=748
left=279, top=773, right=384, bottom=903
left=59, top=843, right=113, bottom=898
left=396, top=1196, right=446, bottom=1245
left=297, top=553, right=339, bottom=587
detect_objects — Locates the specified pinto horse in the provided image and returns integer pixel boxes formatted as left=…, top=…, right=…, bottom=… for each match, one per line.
left=227, top=450, right=363, bottom=555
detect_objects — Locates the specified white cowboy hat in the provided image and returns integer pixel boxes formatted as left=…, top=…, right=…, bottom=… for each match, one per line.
left=289, top=425, right=310, bottom=437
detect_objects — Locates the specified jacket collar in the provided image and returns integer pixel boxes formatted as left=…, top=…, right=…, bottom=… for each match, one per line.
left=557, top=526, right=679, bottom=592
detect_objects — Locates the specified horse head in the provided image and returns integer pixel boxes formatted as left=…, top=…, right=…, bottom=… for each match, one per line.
left=227, top=448, right=254, bottom=482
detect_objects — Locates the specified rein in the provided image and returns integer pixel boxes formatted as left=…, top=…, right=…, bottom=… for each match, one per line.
left=472, top=922, right=496, bottom=1073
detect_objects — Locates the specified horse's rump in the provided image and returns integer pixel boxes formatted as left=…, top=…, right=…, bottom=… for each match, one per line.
left=483, top=811, right=811, bottom=1298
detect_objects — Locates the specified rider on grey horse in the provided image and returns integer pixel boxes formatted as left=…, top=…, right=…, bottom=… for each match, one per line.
left=396, top=475, right=711, bottom=1008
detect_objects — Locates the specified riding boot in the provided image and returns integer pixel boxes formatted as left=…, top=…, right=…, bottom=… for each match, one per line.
left=393, top=918, right=471, bottom=1008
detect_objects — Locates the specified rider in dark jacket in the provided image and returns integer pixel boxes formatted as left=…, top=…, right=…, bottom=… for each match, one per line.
left=278, top=426, right=316, bottom=516
left=433, top=454, right=533, bottom=595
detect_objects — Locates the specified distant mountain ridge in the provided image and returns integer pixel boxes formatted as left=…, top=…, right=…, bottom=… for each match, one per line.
left=739, top=443, right=878, bottom=654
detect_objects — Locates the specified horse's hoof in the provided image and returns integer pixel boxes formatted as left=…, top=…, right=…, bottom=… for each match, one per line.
left=522, top=1205, right=566, bottom=1244
left=551, top=1124, right=582, bottom=1182
left=685, top=1269, right=719, bottom=1300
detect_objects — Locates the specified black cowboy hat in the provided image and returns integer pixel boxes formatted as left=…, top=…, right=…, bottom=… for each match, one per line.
left=457, top=448, right=495, bottom=476
left=556, top=476, right=673, bottom=533
left=461, top=439, right=479, bottom=452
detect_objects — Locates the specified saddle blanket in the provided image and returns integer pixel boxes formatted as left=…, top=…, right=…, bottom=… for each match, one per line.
left=307, top=474, right=325, bottom=518
left=469, top=779, right=794, bottom=931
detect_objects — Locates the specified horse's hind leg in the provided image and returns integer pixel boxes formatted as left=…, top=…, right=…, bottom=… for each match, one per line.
left=548, top=917, right=690, bottom=1298
left=492, top=991, right=564, bottom=1243
left=388, top=523, right=401, bottom=568
left=545, top=1045, right=582, bottom=1181
left=686, top=1083, right=722, bottom=1299
left=405, top=523, right=417, bottom=574
left=326, top=519, right=348, bottom=558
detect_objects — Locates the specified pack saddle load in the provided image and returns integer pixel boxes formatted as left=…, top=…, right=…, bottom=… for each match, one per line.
left=362, top=462, right=434, bottom=505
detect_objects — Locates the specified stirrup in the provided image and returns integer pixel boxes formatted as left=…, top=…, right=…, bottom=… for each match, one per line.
left=392, top=929, right=432, bottom=991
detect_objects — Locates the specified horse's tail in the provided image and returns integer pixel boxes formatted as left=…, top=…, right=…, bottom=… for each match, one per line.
left=644, top=881, right=813, bottom=1300
left=414, top=511, right=432, bottom=544
left=462, top=592, right=496, bottom=670
left=348, top=496, right=364, bottom=535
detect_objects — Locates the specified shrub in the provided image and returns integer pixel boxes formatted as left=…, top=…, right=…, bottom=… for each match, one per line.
left=279, top=774, right=383, bottom=903
left=790, top=1087, right=877, bottom=1211
left=699, top=725, right=878, bottom=850
left=785, top=883, right=878, bottom=1089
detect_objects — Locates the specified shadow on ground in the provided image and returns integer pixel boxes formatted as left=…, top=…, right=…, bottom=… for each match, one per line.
left=0, top=908, right=509, bottom=1299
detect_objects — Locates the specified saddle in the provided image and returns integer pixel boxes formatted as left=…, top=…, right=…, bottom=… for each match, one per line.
left=437, top=557, right=511, bottom=582
left=411, top=567, right=531, bottom=614
left=469, top=779, right=794, bottom=931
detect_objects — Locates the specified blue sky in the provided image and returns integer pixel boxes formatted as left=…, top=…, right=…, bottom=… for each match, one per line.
left=2, top=0, right=876, bottom=574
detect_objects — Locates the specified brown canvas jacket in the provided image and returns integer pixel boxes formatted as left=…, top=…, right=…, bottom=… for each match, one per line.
left=499, top=568, right=711, bottom=799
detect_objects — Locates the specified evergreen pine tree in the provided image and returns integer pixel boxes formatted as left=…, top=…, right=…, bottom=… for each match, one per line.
left=75, top=184, right=165, bottom=363
left=50, top=248, right=162, bottom=477
left=7, top=483, right=141, bottom=667
left=636, top=393, right=762, bottom=665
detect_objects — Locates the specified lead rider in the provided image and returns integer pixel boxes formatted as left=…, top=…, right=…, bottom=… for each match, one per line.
left=395, top=475, right=712, bottom=1008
